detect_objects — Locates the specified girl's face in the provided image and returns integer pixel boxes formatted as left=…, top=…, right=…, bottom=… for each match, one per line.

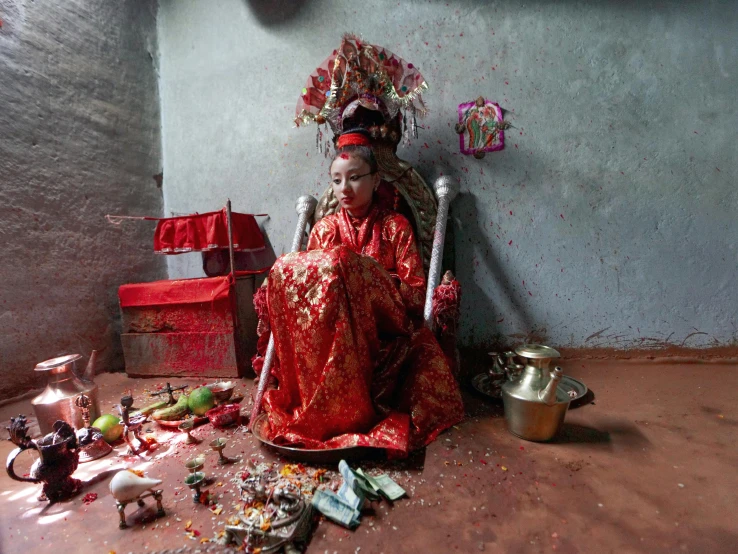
left=330, top=154, right=379, bottom=217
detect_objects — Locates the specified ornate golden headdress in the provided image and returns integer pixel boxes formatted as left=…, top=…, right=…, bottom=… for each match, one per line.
left=295, top=34, right=428, bottom=137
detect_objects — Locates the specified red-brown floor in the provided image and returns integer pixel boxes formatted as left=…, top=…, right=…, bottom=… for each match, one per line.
left=1, top=360, right=737, bottom=554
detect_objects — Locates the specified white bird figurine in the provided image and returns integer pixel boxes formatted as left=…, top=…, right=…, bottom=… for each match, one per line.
left=109, top=469, right=163, bottom=502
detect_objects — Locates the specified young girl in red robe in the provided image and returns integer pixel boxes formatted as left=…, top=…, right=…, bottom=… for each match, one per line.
left=259, top=130, right=464, bottom=457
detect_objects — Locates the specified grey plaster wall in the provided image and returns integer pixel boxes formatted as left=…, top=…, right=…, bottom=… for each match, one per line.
left=158, top=0, right=737, bottom=351
left=0, top=0, right=166, bottom=397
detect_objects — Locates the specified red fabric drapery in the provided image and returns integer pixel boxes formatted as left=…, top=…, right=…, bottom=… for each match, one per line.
left=257, top=210, right=464, bottom=456
left=118, top=276, right=233, bottom=308
left=153, top=209, right=265, bottom=254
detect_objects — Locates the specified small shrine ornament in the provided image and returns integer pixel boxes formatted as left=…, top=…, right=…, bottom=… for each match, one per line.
left=456, top=97, right=510, bottom=159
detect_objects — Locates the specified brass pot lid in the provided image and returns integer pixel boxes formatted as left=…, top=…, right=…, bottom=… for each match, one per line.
left=34, top=354, right=82, bottom=371
left=514, top=344, right=560, bottom=359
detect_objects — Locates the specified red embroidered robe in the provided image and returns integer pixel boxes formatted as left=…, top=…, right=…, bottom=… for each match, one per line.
left=261, top=205, right=464, bottom=456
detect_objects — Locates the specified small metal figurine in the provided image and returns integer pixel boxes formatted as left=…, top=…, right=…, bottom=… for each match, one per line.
left=240, top=469, right=277, bottom=505
left=5, top=415, right=82, bottom=502
left=150, top=382, right=188, bottom=405
left=119, top=394, right=149, bottom=455
left=109, top=469, right=165, bottom=529
left=222, top=474, right=312, bottom=552
left=75, top=394, right=112, bottom=462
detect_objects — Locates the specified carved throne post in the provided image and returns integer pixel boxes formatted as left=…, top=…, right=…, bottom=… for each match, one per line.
left=423, top=176, right=459, bottom=328
left=421, top=176, right=462, bottom=377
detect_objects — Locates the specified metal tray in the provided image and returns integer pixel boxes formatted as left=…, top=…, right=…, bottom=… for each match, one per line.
left=559, top=376, right=588, bottom=402
left=251, top=413, right=379, bottom=464
left=472, top=373, right=588, bottom=403
left=470, top=373, right=506, bottom=400
left=154, top=414, right=207, bottom=429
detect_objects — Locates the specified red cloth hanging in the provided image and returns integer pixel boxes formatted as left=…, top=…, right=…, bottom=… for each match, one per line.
left=153, top=208, right=265, bottom=254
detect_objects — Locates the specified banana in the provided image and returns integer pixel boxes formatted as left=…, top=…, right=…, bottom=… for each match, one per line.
left=131, top=400, right=169, bottom=418
left=151, top=394, right=190, bottom=421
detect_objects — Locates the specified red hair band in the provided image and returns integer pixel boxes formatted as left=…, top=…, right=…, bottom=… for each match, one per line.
left=337, top=132, right=371, bottom=148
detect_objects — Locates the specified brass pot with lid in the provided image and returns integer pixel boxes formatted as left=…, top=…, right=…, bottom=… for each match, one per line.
left=31, top=352, right=101, bottom=435
left=501, top=344, right=570, bottom=441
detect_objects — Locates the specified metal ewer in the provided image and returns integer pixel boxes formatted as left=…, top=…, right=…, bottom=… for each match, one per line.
left=5, top=416, right=82, bottom=502
left=249, top=196, right=318, bottom=429
left=501, top=345, right=571, bottom=441
left=424, top=176, right=460, bottom=330
left=32, top=353, right=100, bottom=435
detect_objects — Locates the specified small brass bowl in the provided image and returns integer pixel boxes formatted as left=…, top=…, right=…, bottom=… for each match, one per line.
left=210, top=437, right=227, bottom=449
left=178, top=420, right=201, bottom=444
left=185, top=471, right=205, bottom=487
left=206, top=381, right=235, bottom=404
left=185, top=458, right=204, bottom=473
left=209, top=437, right=231, bottom=465
left=185, top=471, right=206, bottom=503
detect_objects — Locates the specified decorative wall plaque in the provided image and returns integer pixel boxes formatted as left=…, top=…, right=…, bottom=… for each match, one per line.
left=456, top=97, right=507, bottom=159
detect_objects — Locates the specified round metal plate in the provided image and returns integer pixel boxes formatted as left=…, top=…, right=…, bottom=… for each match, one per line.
left=251, top=413, right=377, bottom=464
left=558, top=376, right=588, bottom=402
left=156, top=414, right=207, bottom=429
left=514, top=344, right=560, bottom=359
left=471, top=373, right=505, bottom=400
left=78, top=439, right=113, bottom=463
left=34, top=354, right=82, bottom=371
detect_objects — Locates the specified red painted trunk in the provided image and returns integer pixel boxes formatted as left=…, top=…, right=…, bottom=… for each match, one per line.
left=118, top=275, right=264, bottom=378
